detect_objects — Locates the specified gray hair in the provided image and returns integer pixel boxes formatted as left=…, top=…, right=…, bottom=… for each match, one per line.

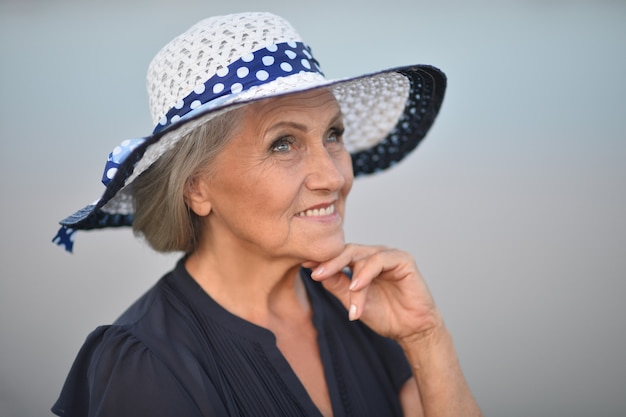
left=131, top=109, right=243, bottom=253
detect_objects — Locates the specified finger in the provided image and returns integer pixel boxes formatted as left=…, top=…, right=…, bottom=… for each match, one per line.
left=347, top=284, right=369, bottom=321
left=349, top=249, right=415, bottom=290
left=301, top=261, right=319, bottom=269
left=319, top=270, right=369, bottom=322
left=311, top=244, right=383, bottom=279
left=318, top=270, right=352, bottom=309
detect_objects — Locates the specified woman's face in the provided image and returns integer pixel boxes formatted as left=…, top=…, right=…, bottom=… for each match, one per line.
left=194, top=88, right=354, bottom=264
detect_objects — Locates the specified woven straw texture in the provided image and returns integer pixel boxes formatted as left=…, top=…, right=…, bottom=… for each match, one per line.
left=56, top=12, right=446, bottom=235
left=147, top=12, right=302, bottom=125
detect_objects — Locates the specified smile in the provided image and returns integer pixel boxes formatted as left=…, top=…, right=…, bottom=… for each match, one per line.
left=295, top=203, right=336, bottom=218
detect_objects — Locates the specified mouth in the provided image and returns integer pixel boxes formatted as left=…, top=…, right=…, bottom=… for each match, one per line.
left=295, top=203, right=336, bottom=218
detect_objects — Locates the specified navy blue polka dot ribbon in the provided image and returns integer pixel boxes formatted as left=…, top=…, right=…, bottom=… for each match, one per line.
left=153, top=41, right=323, bottom=134
left=99, top=42, right=322, bottom=188
left=52, top=226, right=76, bottom=253
left=54, top=42, right=324, bottom=253
left=101, top=138, right=146, bottom=186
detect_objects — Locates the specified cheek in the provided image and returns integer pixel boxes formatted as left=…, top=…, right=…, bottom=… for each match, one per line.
left=236, top=171, right=296, bottom=223
left=209, top=169, right=262, bottom=222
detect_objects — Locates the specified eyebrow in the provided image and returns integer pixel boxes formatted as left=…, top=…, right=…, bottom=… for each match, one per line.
left=267, top=110, right=344, bottom=134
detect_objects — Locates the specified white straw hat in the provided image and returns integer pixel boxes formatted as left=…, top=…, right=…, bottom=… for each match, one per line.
left=53, top=12, right=446, bottom=252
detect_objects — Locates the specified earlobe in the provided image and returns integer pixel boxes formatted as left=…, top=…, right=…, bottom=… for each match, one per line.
left=184, top=176, right=213, bottom=217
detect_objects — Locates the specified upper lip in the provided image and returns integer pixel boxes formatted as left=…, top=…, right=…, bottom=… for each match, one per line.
left=303, top=201, right=335, bottom=211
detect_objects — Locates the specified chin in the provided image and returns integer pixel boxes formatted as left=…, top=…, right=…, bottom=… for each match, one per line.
left=302, top=237, right=346, bottom=263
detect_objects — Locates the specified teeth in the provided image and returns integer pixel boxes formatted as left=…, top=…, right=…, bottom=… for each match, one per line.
left=297, top=204, right=335, bottom=217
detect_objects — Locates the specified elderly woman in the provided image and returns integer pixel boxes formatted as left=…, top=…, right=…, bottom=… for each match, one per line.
left=52, top=12, right=481, bottom=417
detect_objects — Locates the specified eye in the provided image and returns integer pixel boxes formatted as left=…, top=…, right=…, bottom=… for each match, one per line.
left=270, top=137, right=295, bottom=153
left=326, top=127, right=345, bottom=145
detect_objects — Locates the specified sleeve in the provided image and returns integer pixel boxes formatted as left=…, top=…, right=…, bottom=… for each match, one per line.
left=370, top=333, right=413, bottom=392
left=51, top=326, right=204, bottom=417
left=359, top=323, right=413, bottom=393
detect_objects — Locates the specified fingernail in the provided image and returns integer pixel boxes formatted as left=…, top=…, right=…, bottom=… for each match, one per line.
left=349, top=304, right=358, bottom=321
left=311, top=267, right=324, bottom=278
left=349, top=278, right=359, bottom=291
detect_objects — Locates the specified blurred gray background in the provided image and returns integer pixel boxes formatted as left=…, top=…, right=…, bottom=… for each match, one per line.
left=1, top=0, right=624, bottom=416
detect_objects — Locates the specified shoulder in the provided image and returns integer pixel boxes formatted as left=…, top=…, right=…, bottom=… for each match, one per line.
left=52, top=263, right=224, bottom=417
left=110, top=263, right=204, bottom=352
left=52, top=324, right=203, bottom=417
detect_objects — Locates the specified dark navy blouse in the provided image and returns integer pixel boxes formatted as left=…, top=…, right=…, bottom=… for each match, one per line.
left=52, top=259, right=411, bottom=417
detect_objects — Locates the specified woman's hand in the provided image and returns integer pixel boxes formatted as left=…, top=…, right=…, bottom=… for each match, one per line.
left=304, top=244, right=442, bottom=343
left=305, top=244, right=483, bottom=417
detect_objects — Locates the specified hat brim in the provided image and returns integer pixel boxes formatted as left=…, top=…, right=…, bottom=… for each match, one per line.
left=60, top=64, right=445, bottom=231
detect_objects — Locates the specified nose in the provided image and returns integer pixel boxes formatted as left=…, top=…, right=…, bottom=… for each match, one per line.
left=304, top=146, right=348, bottom=192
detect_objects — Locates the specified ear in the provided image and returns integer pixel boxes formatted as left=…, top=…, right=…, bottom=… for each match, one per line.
left=184, top=175, right=213, bottom=217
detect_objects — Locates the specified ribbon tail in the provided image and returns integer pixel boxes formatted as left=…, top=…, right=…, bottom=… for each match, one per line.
left=52, top=226, right=77, bottom=253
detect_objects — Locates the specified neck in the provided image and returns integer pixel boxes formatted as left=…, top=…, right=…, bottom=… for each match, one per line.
left=185, top=236, right=310, bottom=327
